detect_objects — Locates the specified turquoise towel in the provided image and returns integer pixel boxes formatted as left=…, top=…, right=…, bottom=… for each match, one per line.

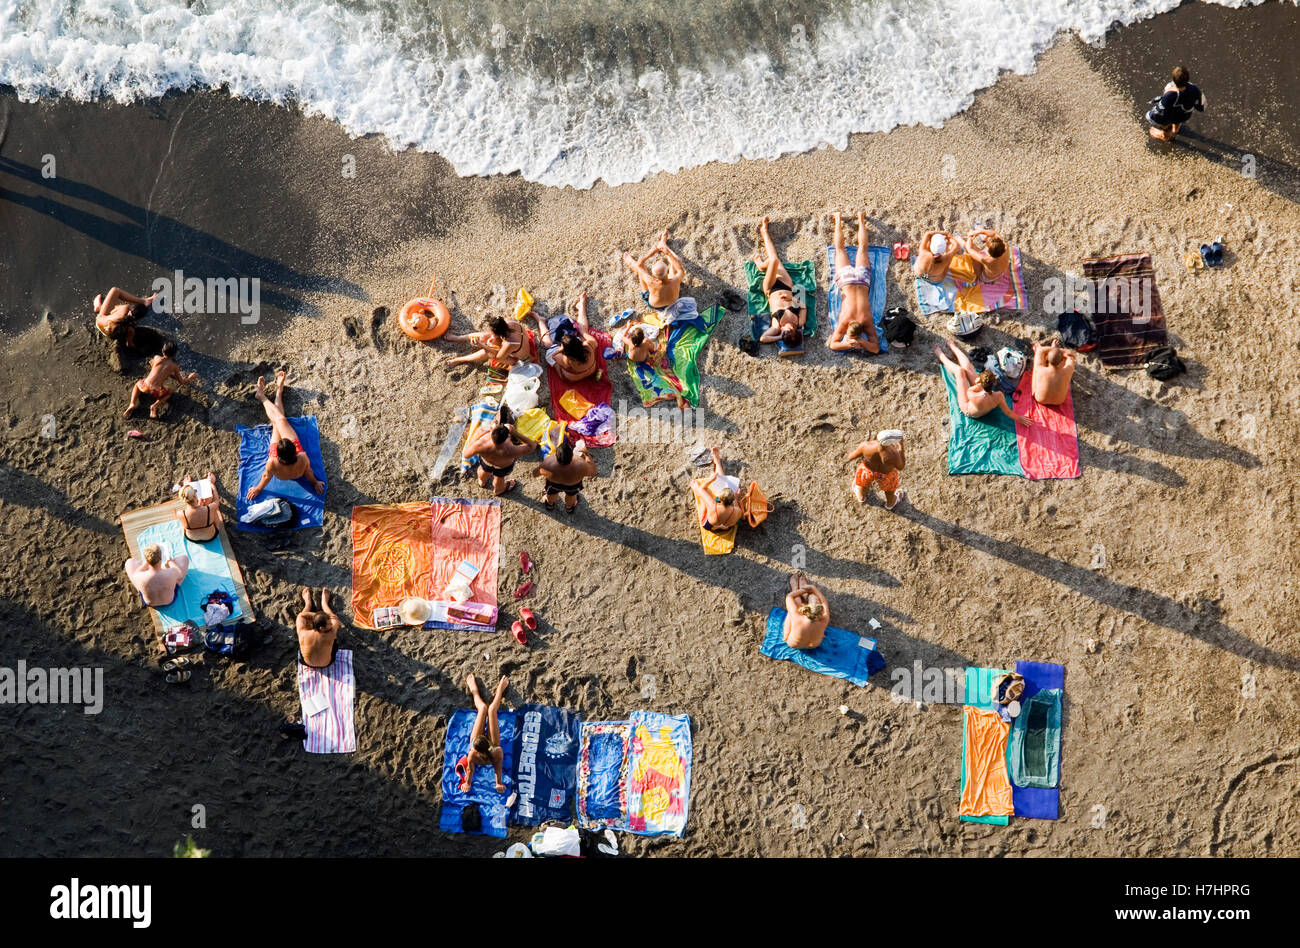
left=941, top=366, right=1023, bottom=476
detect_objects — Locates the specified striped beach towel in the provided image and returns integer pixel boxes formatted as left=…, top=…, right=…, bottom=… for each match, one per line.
left=298, top=649, right=356, bottom=754
left=1081, top=253, right=1167, bottom=366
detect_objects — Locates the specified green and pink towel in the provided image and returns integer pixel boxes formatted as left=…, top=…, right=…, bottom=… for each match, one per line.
left=941, top=366, right=1080, bottom=479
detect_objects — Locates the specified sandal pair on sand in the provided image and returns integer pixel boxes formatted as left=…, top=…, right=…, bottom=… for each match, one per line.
left=511, top=608, right=537, bottom=645
left=1184, top=241, right=1224, bottom=272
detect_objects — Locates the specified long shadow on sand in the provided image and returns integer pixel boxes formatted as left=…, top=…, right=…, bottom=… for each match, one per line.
left=897, top=506, right=1299, bottom=673
left=0, top=156, right=365, bottom=319
left=0, top=462, right=119, bottom=537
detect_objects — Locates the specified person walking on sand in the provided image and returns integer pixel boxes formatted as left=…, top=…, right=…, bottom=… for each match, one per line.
left=123, top=340, right=198, bottom=419
left=783, top=572, right=831, bottom=650
left=95, top=286, right=156, bottom=346
left=1146, top=65, right=1205, bottom=143
left=934, top=340, right=1034, bottom=426
left=464, top=419, right=538, bottom=497
left=1032, top=338, right=1076, bottom=407
left=691, top=447, right=743, bottom=534
left=534, top=436, right=597, bottom=515
left=245, top=372, right=326, bottom=501
left=296, top=587, right=341, bottom=668
left=828, top=211, right=881, bottom=354
left=125, top=543, right=189, bottom=607
left=847, top=430, right=907, bottom=510
left=753, top=216, right=807, bottom=348
left=459, top=674, right=509, bottom=793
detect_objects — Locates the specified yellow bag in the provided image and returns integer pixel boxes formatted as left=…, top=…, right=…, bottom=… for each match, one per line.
left=692, top=479, right=736, bottom=555
left=559, top=389, right=596, bottom=419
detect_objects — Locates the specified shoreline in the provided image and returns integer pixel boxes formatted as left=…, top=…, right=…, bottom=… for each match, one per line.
left=2, top=1, right=1298, bottom=857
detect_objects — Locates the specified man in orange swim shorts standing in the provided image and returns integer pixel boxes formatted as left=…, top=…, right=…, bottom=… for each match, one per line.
left=847, top=430, right=906, bottom=511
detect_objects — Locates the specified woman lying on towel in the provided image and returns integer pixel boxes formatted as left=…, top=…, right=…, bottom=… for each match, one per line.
left=690, top=447, right=743, bottom=533
left=934, top=340, right=1034, bottom=427
left=828, top=211, right=881, bottom=354
left=531, top=291, right=601, bottom=382
left=784, top=572, right=830, bottom=650
left=459, top=674, right=509, bottom=793
left=176, top=471, right=222, bottom=543
left=246, top=373, right=327, bottom=501
left=445, top=314, right=533, bottom=370
left=753, top=216, right=807, bottom=348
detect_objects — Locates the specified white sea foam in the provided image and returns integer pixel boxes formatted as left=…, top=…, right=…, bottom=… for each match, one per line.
left=0, top=0, right=1262, bottom=188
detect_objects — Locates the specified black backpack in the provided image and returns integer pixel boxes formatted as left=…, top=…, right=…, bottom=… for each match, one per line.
left=882, top=308, right=916, bottom=347
left=461, top=803, right=482, bottom=833
left=1057, top=310, right=1097, bottom=351
left=1145, top=346, right=1186, bottom=381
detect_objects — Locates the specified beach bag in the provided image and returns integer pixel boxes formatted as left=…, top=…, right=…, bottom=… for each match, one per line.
left=461, top=803, right=482, bottom=833
left=1057, top=310, right=1097, bottom=351
left=249, top=497, right=296, bottom=528
left=997, top=346, right=1027, bottom=380
left=882, top=308, right=915, bottom=347
left=740, top=482, right=773, bottom=528
left=204, top=623, right=252, bottom=660
left=947, top=312, right=983, bottom=338
left=1145, top=346, right=1186, bottom=381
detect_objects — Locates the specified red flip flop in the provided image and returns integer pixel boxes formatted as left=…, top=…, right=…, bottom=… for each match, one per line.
left=892, top=242, right=911, bottom=260
left=520, top=551, right=533, bottom=574
left=511, top=621, right=528, bottom=645
left=520, top=608, right=537, bottom=631
left=514, top=580, right=534, bottom=600
left=455, top=755, right=470, bottom=791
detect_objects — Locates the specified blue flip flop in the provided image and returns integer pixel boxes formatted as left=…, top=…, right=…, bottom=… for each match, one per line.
left=1200, top=242, right=1224, bottom=267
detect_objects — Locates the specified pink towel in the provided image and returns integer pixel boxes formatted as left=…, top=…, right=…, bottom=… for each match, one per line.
left=1012, top=375, right=1081, bottom=480
left=298, top=649, right=357, bottom=753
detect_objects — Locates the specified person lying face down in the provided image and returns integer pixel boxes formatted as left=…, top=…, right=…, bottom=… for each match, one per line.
left=1032, top=338, right=1076, bottom=407
left=125, top=543, right=189, bottom=607
left=783, top=572, right=830, bottom=650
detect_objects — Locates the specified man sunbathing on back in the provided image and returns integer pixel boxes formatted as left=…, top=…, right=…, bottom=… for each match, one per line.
left=1032, top=338, right=1076, bottom=407
left=783, top=572, right=830, bottom=649
left=125, top=543, right=189, bottom=607
left=847, top=430, right=906, bottom=511
left=828, top=211, right=881, bottom=354
left=245, top=372, right=325, bottom=502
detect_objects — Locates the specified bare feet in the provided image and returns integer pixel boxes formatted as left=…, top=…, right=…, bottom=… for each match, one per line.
left=494, top=676, right=509, bottom=700
left=301, top=586, right=313, bottom=608
left=255, top=375, right=267, bottom=401
left=319, top=587, right=332, bottom=610
left=122, top=406, right=134, bottom=419
left=853, top=484, right=866, bottom=504
left=275, top=371, right=288, bottom=399
left=465, top=673, right=479, bottom=696
left=206, top=470, right=218, bottom=487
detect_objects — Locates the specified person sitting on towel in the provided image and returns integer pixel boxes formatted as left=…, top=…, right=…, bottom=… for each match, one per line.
left=245, top=372, right=326, bottom=502
left=934, top=340, right=1034, bottom=427
left=531, top=290, right=600, bottom=383
left=445, top=314, right=531, bottom=370
left=1032, top=338, right=1076, bottom=407
left=623, top=229, right=685, bottom=309
left=534, top=436, right=597, bottom=514
left=621, top=325, right=658, bottom=364
left=464, top=417, right=538, bottom=497
left=94, top=286, right=156, bottom=347
left=125, top=543, right=189, bottom=607
left=296, top=587, right=340, bottom=668
left=462, top=673, right=509, bottom=793
left=783, top=572, right=830, bottom=649
left=847, top=430, right=906, bottom=511
left=176, top=471, right=222, bottom=543
left=752, top=216, right=807, bottom=347
left=965, top=229, right=1010, bottom=283
left=123, top=340, right=198, bottom=419
left=827, top=211, right=881, bottom=354
left=913, top=231, right=963, bottom=283
left=690, top=447, right=743, bottom=533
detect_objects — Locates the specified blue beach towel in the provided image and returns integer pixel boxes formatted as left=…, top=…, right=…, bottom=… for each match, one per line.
left=235, top=416, right=327, bottom=530
left=826, top=244, right=891, bottom=353
left=761, top=608, right=887, bottom=686
left=135, top=519, right=242, bottom=629
left=915, top=273, right=958, bottom=314
left=1011, top=661, right=1065, bottom=820
left=510, top=704, right=582, bottom=826
left=440, top=708, right=517, bottom=837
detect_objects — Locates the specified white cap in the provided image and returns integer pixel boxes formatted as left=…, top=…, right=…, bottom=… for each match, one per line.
left=877, top=429, right=904, bottom=444
left=929, top=234, right=948, bottom=256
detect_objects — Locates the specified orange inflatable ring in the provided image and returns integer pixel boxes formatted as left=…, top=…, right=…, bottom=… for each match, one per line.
left=398, top=296, right=450, bottom=341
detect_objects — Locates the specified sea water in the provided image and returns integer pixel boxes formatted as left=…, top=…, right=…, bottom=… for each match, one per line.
left=0, top=0, right=1259, bottom=188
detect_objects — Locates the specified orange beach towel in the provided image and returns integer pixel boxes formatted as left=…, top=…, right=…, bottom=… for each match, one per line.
left=959, top=707, right=1015, bottom=818
left=352, top=503, right=435, bottom=630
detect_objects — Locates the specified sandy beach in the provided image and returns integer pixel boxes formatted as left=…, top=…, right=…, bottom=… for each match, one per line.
left=1, top=1, right=1298, bottom=857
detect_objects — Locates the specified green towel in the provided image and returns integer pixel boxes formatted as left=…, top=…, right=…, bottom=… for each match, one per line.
left=744, top=259, right=818, bottom=336
left=941, top=367, right=1023, bottom=476
left=625, top=305, right=724, bottom=408
left=1008, top=688, right=1062, bottom=789
left=960, top=666, right=1013, bottom=825
left=673, top=305, right=724, bottom=406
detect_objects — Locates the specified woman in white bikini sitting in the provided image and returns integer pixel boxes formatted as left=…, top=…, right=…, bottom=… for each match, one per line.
left=934, top=339, right=1033, bottom=426
left=690, top=447, right=743, bottom=533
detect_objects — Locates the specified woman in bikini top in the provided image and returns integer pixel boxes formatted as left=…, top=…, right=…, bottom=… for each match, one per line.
left=176, top=473, right=222, bottom=543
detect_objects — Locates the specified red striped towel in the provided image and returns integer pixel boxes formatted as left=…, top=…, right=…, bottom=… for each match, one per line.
left=298, top=649, right=356, bottom=753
